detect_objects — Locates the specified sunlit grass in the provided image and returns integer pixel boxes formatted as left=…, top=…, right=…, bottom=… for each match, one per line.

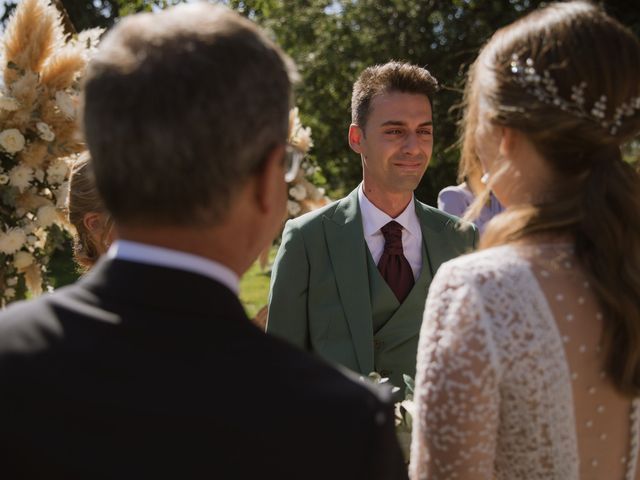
left=239, top=246, right=277, bottom=319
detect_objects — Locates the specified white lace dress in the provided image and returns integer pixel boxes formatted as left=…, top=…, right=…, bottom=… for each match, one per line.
left=410, top=244, right=640, bottom=480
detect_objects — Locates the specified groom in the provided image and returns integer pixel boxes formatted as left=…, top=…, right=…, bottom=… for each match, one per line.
left=268, top=62, right=478, bottom=389
left=0, top=5, right=406, bottom=479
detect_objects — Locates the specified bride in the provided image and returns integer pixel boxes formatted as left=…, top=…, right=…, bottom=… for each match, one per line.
left=410, top=2, right=640, bottom=479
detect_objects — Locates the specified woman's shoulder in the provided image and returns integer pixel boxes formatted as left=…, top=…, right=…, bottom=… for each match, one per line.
left=436, top=244, right=531, bottom=287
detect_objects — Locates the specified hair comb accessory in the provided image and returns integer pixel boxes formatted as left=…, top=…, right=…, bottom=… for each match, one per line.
left=509, top=54, right=640, bottom=136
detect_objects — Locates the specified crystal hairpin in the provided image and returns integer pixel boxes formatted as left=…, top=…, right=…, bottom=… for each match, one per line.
left=509, top=54, right=640, bottom=135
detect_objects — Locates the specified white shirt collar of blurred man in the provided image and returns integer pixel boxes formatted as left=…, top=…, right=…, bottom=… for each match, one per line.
left=107, top=239, right=240, bottom=295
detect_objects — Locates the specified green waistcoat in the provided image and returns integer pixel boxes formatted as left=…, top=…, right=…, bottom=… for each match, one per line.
left=366, top=243, right=431, bottom=390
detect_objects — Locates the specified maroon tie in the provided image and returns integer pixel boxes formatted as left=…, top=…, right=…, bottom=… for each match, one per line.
left=377, top=221, right=414, bottom=303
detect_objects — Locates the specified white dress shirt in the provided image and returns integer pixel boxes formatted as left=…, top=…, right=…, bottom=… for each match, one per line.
left=107, top=240, right=240, bottom=295
left=358, top=184, right=423, bottom=280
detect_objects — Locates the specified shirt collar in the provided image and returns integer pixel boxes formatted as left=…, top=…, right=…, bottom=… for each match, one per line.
left=107, top=240, right=240, bottom=295
left=358, top=183, right=421, bottom=238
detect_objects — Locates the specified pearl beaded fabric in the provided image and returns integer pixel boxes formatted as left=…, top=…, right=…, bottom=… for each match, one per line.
left=410, top=243, right=640, bottom=480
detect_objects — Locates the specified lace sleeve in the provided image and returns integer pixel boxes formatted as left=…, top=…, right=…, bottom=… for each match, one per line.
left=410, top=262, right=501, bottom=480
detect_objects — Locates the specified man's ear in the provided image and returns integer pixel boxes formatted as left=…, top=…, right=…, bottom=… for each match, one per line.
left=348, top=124, right=365, bottom=154
left=255, top=144, right=286, bottom=214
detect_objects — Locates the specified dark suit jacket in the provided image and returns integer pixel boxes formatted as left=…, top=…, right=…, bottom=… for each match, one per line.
left=0, top=258, right=407, bottom=479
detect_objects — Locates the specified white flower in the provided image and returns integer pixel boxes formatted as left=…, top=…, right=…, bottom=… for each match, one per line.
left=288, top=108, right=313, bottom=153
left=289, top=183, right=307, bottom=201
left=0, top=227, right=27, bottom=255
left=36, top=205, right=59, bottom=228
left=32, top=228, right=48, bottom=249
left=34, top=168, right=45, bottom=183
left=310, top=186, right=326, bottom=202
left=0, top=174, right=8, bottom=184
left=4, top=288, right=15, bottom=299
left=6, top=277, right=18, bottom=287
left=47, top=159, right=69, bottom=185
left=73, top=27, right=105, bottom=59
left=0, top=96, right=20, bottom=111
left=292, top=126, right=313, bottom=152
left=9, top=165, right=34, bottom=192
left=0, top=128, right=26, bottom=153
left=287, top=200, right=301, bottom=216
left=36, top=122, right=55, bottom=142
left=55, top=181, right=70, bottom=208
left=55, top=91, right=76, bottom=118
left=14, top=251, right=34, bottom=269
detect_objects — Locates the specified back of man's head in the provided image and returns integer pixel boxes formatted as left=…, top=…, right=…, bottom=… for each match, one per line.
left=82, top=3, right=296, bottom=227
left=351, top=61, right=438, bottom=129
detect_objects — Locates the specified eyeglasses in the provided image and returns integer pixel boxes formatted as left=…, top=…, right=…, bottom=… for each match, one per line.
left=284, top=145, right=304, bottom=183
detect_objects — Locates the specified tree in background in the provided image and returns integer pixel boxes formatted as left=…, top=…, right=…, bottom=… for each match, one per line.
left=226, top=0, right=639, bottom=203
left=3, top=0, right=638, bottom=204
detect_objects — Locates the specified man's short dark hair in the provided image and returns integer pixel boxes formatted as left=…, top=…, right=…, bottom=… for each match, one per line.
left=82, top=3, right=297, bottom=226
left=351, top=61, right=438, bottom=129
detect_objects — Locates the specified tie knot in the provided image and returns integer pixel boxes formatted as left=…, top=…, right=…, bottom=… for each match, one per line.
left=381, top=221, right=403, bottom=252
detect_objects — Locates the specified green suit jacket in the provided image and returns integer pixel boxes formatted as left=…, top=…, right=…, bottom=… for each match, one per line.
left=267, top=187, right=478, bottom=384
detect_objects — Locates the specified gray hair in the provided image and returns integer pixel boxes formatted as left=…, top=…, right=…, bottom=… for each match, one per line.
left=82, top=3, right=297, bottom=226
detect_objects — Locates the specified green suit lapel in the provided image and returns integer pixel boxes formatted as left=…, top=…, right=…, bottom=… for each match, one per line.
left=416, top=200, right=453, bottom=277
left=322, top=188, right=374, bottom=375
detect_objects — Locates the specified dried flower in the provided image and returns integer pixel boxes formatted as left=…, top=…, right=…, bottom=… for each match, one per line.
left=0, top=96, right=21, bottom=111
left=287, top=200, right=301, bottom=216
left=0, top=128, right=26, bottom=153
left=9, top=165, right=34, bottom=192
left=36, top=122, right=55, bottom=142
left=34, top=168, right=45, bottom=182
left=9, top=165, right=33, bottom=192
left=289, top=184, right=307, bottom=201
left=288, top=107, right=314, bottom=153
left=14, top=251, right=35, bottom=269
left=55, top=180, right=69, bottom=208
left=0, top=0, right=102, bottom=306
left=36, top=204, right=58, bottom=227
left=55, top=91, right=76, bottom=118
left=47, top=159, right=69, bottom=184
left=0, top=227, right=27, bottom=255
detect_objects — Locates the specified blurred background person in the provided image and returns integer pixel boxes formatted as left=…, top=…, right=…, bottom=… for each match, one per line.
left=437, top=92, right=504, bottom=233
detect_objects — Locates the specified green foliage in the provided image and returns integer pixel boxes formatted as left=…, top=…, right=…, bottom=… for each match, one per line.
left=227, top=0, right=547, bottom=204
left=48, top=231, right=81, bottom=288
left=228, top=0, right=640, bottom=204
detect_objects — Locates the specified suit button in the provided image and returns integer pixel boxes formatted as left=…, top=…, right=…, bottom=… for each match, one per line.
left=374, top=339, right=384, bottom=350
left=379, top=369, right=392, bottom=378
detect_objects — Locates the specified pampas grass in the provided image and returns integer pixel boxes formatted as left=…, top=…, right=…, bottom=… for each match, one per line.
left=3, top=0, right=64, bottom=85
left=40, top=47, right=86, bottom=90
left=0, top=0, right=103, bottom=306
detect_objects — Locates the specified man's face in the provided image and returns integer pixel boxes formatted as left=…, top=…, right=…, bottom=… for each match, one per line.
left=350, top=92, right=433, bottom=195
